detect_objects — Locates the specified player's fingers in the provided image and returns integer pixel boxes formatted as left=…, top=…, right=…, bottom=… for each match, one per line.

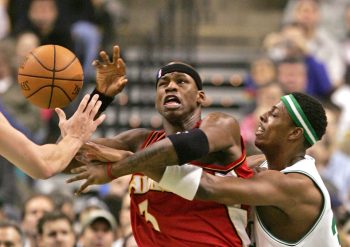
left=99, top=51, right=110, bottom=64
left=92, top=60, right=102, bottom=68
left=94, top=114, right=106, bottom=127
left=66, top=173, right=88, bottom=184
left=75, top=180, right=91, bottom=195
left=112, top=45, right=120, bottom=63
left=55, top=108, right=66, bottom=123
left=117, top=58, right=126, bottom=74
left=70, top=165, right=88, bottom=174
left=89, top=100, right=102, bottom=119
left=84, top=94, right=99, bottom=115
left=76, top=94, right=91, bottom=113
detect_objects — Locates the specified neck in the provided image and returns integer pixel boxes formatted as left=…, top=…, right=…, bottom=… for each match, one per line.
left=163, top=111, right=201, bottom=134
left=263, top=146, right=306, bottom=171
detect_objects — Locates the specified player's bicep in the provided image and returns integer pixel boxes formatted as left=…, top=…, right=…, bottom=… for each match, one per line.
left=92, top=128, right=151, bottom=152
left=199, top=112, right=240, bottom=153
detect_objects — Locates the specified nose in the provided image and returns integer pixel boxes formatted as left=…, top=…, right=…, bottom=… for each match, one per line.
left=165, top=80, right=178, bottom=91
left=259, top=111, right=267, bottom=122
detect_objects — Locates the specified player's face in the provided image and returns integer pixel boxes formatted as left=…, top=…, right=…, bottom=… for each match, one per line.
left=39, top=219, right=75, bottom=247
left=155, top=72, right=204, bottom=120
left=255, top=101, right=295, bottom=150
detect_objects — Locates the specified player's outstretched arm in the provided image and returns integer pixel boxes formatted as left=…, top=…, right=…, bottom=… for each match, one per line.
left=0, top=94, right=105, bottom=179
left=67, top=112, right=241, bottom=194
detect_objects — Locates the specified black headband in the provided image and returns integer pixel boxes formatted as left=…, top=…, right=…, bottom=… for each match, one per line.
left=156, top=63, right=202, bottom=90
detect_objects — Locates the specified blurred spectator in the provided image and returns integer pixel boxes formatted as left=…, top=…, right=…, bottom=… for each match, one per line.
left=307, top=103, right=341, bottom=171
left=276, top=57, right=308, bottom=94
left=121, top=233, right=137, bottom=247
left=51, top=190, right=76, bottom=222
left=0, top=220, right=25, bottom=247
left=291, top=0, right=345, bottom=87
left=263, top=22, right=333, bottom=99
left=113, top=193, right=132, bottom=247
left=322, top=131, right=350, bottom=210
left=21, top=194, right=54, bottom=247
left=0, top=37, right=45, bottom=143
left=243, top=56, right=276, bottom=92
left=283, top=0, right=350, bottom=41
left=79, top=209, right=116, bottom=247
left=13, top=0, right=73, bottom=49
left=37, top=211, right=76, bottom=247
left=0, top=0, right=10, bottom=40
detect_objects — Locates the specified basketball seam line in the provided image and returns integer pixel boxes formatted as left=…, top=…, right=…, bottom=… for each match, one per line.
left=30, top=52, right=78, bottom=72
left=26, top=85, right=73, bottom=102
left=18, top=73, right=83, bottom=81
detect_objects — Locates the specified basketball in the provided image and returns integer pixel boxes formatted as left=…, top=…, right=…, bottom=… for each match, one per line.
left=17, top=45, right=84, bottom=109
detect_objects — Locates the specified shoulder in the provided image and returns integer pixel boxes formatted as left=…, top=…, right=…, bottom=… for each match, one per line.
left=201, top=112, right=239, bottom=128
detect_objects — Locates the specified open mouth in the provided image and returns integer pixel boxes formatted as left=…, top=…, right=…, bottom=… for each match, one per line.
left=164, top=95, right=181, bottom=106
left=255, top=122, right=265, bottom=135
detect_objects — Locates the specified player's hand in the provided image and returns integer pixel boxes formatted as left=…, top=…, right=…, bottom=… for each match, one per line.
left=94, top=45, right=128, bottom=97
left=56, top=94, right=106, bottom=143
left=67, top=162, right=112, bottom=195
left=78, top=142, right=133, bottom=162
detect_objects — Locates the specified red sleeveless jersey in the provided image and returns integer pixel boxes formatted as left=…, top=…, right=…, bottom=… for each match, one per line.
left=129, top=129, right=254, bottom=247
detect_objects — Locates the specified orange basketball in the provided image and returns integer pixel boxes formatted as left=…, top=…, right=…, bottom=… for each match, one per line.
left=17, top=45, right=84, bottom=109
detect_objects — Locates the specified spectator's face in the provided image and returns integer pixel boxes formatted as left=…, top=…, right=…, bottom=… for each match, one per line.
left=22, top=197, right=54, bottom=236
left=28, top=0, right=58, bottom=34
left=39, top=219, right=75, bottom=247
left=80, top=219, right=114, bottom=247
left=277, top=62, right=307, bottom=93
left=294, top=0, right=320, bottom=30
left=251, top=59, right=276, bottom=86
left=16, top=33, right=40, bottom=64
left=0, top=227, right=23, bottom=247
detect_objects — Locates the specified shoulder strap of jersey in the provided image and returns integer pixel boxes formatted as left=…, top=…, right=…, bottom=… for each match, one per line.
left=141, top=130, right=166, bottom=149
left=191, top=137, right=247, bottom=173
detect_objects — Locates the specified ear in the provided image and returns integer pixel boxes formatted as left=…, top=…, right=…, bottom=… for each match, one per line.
left=288, top=127, right=304, bottom=142
left=197, top=90, right=206, bottom=105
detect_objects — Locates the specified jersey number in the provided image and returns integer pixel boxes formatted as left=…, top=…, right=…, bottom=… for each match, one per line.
left=138, top=200, right=160, bottom=231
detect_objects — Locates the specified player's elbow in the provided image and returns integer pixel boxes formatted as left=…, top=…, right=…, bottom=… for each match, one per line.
left=30, top=163, right=56, bottom=179
left=195, top=174, right=218, bottom=201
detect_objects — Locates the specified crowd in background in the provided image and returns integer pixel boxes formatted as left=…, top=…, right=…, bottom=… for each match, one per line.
left=0, top=0, right=350, bottom=246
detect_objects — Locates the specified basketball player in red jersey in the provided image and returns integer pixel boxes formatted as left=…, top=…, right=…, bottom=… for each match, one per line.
left=68, top=47, right=254, bottom=246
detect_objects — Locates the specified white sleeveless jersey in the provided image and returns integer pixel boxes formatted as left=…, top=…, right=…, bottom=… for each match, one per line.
left=254, top=155, right=341, bottom=247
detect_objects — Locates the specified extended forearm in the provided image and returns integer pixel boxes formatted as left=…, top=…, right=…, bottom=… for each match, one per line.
left=39, top=135, right=84, bottom=178
left=110, top=138, right=178, bottom=177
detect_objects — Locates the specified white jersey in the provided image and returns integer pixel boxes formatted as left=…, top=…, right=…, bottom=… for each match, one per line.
left=254, top=155, right=341, bottom=247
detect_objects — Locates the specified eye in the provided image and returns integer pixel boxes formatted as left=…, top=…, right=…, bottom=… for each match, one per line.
left=176, top=78, right=186, bottom=84
left=157, top=80, right=167, bottom=87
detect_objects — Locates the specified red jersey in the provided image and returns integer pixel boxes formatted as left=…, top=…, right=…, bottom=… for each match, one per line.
left=129, top=130, right=253, bottom=247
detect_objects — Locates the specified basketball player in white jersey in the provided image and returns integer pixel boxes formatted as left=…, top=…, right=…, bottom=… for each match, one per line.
left=187, top=92, right=340, bottom=246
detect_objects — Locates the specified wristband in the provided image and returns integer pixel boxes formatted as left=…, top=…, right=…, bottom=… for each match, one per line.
left=90, top=88, right=115, bottom=112
left=167, top=128, right=209, bottom=165
left=106, top=162, right=117, bottom=180
left=158, top=164, right=203, bottom=200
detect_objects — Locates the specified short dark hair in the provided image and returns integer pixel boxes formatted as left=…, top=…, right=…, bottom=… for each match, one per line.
left=37, top=211, right=73, bottom=235
left=291, top=92, right=327, bottom=147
